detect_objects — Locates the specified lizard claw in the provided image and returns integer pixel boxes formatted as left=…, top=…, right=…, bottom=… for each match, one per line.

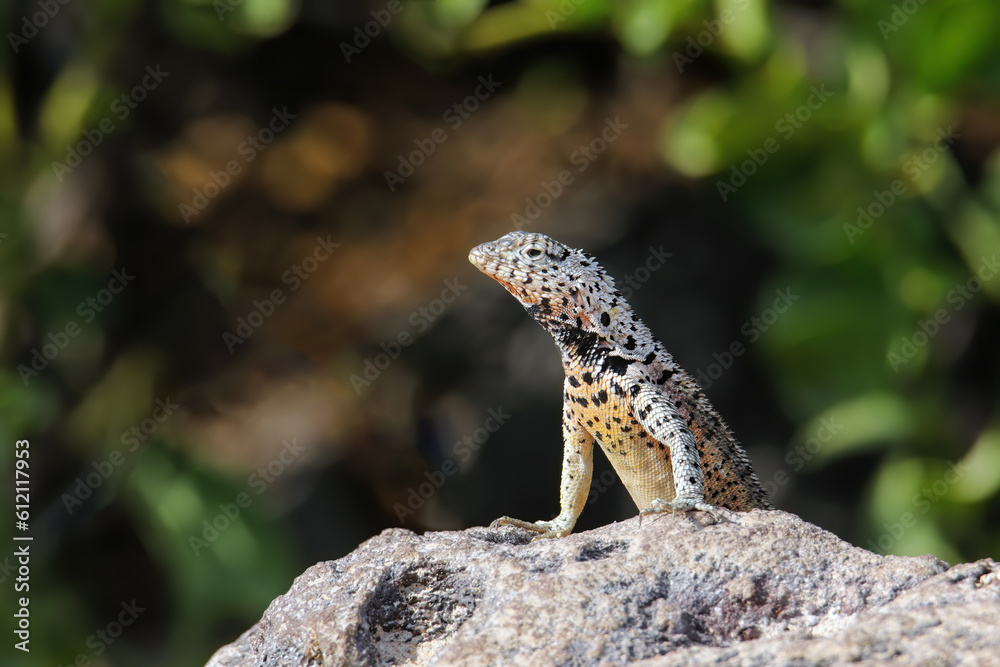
left=640, top=497, right=720, bottom=525
left=492, top=516, right=570, bottom=540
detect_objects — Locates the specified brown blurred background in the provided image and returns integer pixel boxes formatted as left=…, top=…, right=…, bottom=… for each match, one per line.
left=2, top=0, right=1000, bottom=664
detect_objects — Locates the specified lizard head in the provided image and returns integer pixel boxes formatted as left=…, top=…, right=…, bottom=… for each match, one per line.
left=469, top=231, right=624, bottom=339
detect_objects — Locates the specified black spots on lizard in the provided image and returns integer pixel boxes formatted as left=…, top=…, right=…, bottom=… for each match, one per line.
left=526, top=298, right=553, bottom=321
left=612, top=384, right=625, bottom=397
left=600, top=312, right=611, bottom=327
left=591, top=389, right=608, bottom=405
left=637, top=406, right=649, bottom=420
left=624, top=336, right=637, bottom=351
left=620, top=425, right=631, bottom=433
left=605, top=355, right=630, bottom=376
left=629, top=385, right=641, bottom=397
left=582, top=372, right=593, bottom=384
left=568, top=375, right=581, bottom=388
left=557, top=327, right=600, bottom=361
left=657, top=369, right=675, bottom=384
left=573, top=396, right=589, bottom=407
left=643, top=351, right=657, bottom=365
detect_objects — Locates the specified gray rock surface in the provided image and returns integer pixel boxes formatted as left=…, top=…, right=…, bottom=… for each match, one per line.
left=205, top=510, right=1000, bottom=666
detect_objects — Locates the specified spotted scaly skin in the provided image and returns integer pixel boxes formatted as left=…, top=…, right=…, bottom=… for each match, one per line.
left=469, top=232, right=772, bottom=539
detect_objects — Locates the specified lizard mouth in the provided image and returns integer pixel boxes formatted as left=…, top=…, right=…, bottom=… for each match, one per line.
left=468, top=246, right=538, bottom=304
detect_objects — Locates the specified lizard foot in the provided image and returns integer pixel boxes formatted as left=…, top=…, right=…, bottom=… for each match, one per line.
left=639, top=496, right=721, bottom=525
left=491, top=516, right=570, bottom=540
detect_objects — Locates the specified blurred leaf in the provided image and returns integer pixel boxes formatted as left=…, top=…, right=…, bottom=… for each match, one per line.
left=952, top=428, right=1000, bottom=503
left=795, top=392, right=915, bottom=467
left=715, top=0, right=770, bottom=61
left=38, top=65, right=102, bottom=149
left=612, top=0, right=681, bottom=56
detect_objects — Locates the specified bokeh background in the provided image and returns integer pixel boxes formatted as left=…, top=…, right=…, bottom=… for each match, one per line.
left=3, top=0, right=1000, bottom=664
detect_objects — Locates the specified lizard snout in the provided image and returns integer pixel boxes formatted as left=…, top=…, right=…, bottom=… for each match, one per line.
left=468, top=243, right=494, bottom=269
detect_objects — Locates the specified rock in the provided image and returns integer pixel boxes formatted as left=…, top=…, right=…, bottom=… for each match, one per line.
left=204, top=510, right=1000, bottom=666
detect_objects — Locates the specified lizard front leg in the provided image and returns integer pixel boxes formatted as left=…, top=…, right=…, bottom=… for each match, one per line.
left=492, top=415, right=594, bottom=540
left=630, top=377, right=720, bottom=523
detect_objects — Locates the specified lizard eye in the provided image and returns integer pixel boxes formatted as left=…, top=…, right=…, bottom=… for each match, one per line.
left=523, top=247, right=544, bottom=259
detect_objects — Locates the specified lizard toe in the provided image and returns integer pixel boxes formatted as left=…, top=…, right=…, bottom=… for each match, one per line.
left=640, top=497, right=719, bottom=524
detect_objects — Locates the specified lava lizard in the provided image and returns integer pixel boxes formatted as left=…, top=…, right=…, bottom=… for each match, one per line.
left=469, top=231, right=772, bottom=539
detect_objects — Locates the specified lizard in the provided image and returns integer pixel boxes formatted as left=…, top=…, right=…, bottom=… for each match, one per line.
left=468, top=231, right=772, bottom=539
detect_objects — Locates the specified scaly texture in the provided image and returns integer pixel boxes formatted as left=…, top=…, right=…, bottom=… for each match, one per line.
left=469, top=231, right=771, bottom=538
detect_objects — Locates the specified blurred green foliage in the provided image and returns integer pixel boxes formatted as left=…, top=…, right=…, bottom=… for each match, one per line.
left=2, top=0, right=999, bottom=665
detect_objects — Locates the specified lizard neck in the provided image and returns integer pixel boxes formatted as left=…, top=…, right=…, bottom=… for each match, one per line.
left=548, top=303, right=656, bottom=369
